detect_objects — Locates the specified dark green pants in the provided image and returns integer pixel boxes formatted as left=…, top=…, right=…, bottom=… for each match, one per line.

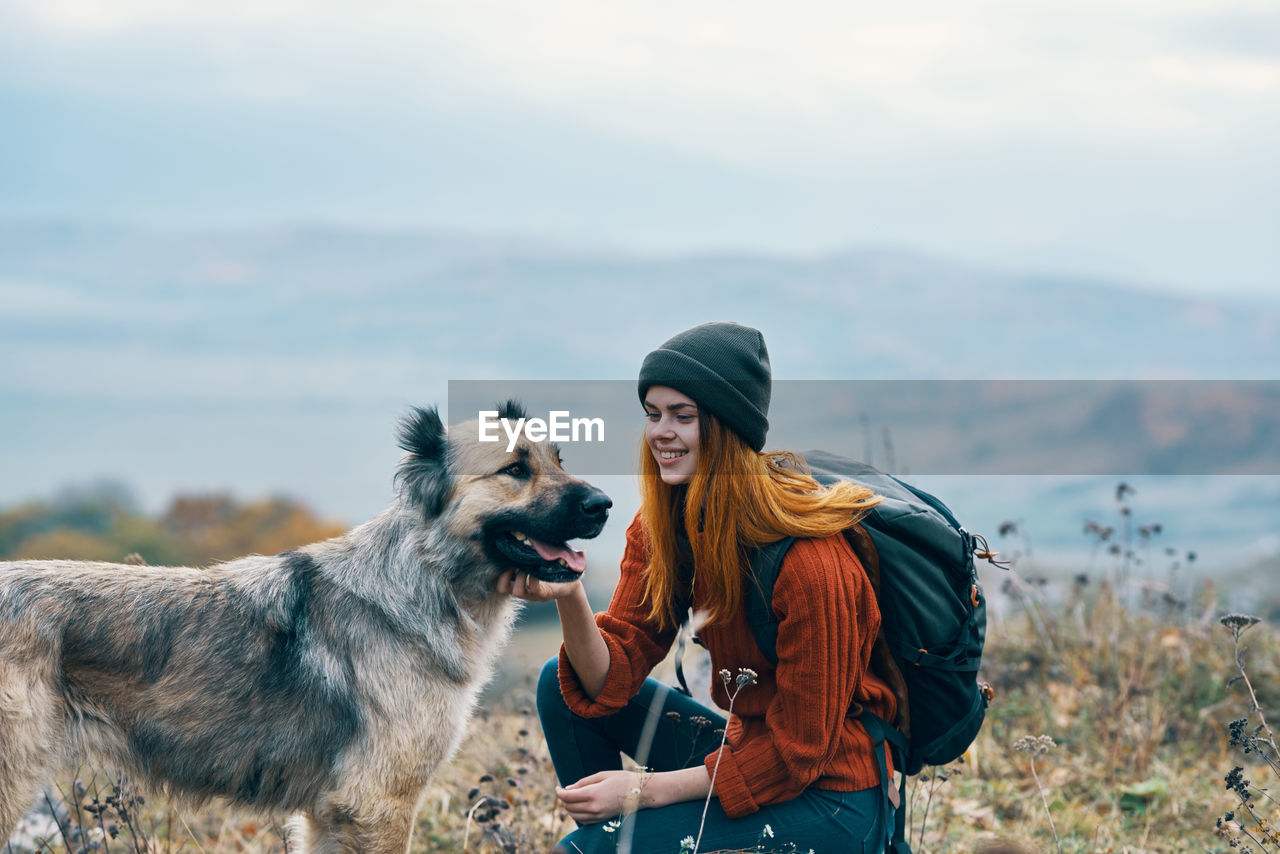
left=536, top=657, right=888, bottom=854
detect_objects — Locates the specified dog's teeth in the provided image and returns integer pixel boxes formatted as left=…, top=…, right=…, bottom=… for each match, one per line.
left=557, top=558, right=568, bottom=567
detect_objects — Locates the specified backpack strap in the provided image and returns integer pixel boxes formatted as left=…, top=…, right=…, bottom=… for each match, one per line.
left=858, top=710, right=913, bottom=854
left=672, top=557, right=696, bottom=697
left=743, top=537, right=795, bottom=666
left=842, top=525, right=912, bottom=737
left=672, top=630, right=694, bottom=697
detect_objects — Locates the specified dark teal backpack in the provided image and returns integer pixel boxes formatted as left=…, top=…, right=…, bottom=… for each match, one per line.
left=677, top=451, right=1002, bottom=854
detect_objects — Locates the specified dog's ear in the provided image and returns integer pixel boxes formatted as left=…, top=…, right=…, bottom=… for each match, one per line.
left=396, top=407, right=452, bottom=516
left=496, top=399, right=526, bottom=422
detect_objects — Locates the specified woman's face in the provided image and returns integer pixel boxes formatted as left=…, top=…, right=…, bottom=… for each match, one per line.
left=643, top=385, right=700, bottom=486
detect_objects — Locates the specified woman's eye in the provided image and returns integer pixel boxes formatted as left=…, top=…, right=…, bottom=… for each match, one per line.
left=676, top=415, right=695, bottom=423
left=644, top=411, right=659, bottom=421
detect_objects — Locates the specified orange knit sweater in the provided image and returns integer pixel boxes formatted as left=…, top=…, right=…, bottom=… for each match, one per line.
left=558, top=512, right=898, bottom=818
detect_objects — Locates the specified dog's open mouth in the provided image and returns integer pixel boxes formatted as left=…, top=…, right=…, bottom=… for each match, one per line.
left=494, top=530, right=587, bottom=583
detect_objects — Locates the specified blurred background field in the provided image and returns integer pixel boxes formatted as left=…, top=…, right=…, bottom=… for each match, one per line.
left=4, top=480, right=1280, bottom=853
left=3, top=226, right=1278, bottom=609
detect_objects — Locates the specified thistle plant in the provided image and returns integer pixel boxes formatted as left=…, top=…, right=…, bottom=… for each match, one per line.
left=1013, top=735, right=1062, bottom=854
left=1217, top=613, right=1280, bottom=852
left=24, top=772, right=172, bottom=854
left=693, top=667, right=758, bottom=854
left=1221, top=615, right=1280, bottom=766
left=908, top=760, right=963, bottom=853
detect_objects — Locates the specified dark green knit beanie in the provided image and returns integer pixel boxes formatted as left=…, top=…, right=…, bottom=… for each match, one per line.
left=637, top=321, right=771, bottom=451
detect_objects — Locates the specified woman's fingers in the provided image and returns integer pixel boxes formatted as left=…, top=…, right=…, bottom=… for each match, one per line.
left=520, top=574, right=543, bottom=599
left=496, top=568, right=586, bottom=602
left=555, top=771, right=639, bottom=823
left=556, top=789, right=607, bottom=822
left=557, top=772, right=603, bottom=796
left=495, top=569, right=537, bottom=599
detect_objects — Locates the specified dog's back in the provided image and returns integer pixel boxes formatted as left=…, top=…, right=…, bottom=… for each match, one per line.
left=3, top=556, right=355, bottom=813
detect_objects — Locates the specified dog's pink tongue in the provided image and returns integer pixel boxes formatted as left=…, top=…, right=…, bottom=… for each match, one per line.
left=528, top=538, right=587, bottom=574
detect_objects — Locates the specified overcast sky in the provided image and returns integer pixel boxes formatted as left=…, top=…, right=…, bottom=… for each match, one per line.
left=2, top=0, right=1277, bottom=296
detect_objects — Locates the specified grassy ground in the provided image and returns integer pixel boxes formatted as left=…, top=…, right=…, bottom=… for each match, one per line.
left=12, top=579, right=1279, bottom=854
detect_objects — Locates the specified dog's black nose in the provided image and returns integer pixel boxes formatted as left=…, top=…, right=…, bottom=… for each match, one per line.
left=582, top=488, right=612, bottom=518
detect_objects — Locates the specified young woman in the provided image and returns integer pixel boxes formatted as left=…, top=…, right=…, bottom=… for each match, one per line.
left=497, top=322, right=899, bottom=854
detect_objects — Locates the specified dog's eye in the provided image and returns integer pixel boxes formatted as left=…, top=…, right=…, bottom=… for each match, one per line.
left=500, top=462, right=529, bottom=479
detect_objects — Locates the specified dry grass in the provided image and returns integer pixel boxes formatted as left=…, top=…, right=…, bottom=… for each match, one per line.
left=10, top=578, right=1278, bottom=854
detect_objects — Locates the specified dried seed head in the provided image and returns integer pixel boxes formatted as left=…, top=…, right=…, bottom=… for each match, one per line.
left=1013, top=734, right=1056, bottom=756
left=1220, top=614, right=1261, bottom=633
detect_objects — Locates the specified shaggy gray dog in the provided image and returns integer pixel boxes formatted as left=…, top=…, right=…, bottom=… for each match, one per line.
left=0, top=402, right=610, bottom=853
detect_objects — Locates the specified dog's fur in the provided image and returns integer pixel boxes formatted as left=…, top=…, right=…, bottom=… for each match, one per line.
left=0, top=402, right=610, bottom=853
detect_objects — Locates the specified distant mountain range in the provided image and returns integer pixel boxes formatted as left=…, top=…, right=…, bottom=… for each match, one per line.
left=2, top=221, right=1277, bottom=389
left=1, top=221, right=1276, bottom=590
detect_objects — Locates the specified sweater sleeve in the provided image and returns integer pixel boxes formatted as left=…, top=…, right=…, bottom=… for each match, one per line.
left=557, top=512, right=678, bottom=717
left=704, top=534, right=881, bottom=817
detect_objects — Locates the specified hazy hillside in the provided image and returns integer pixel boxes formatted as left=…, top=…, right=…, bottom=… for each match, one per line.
left=2, top=222, right=1278, bottom=388
left=1, top=222, right=1276, bottom=582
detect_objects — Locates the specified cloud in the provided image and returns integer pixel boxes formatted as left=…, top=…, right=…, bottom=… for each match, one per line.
left=7, top=0, right=1277, bottom=151
left=0, top=278, right=188, bottom=321
left=1185, top=6, right=1280, bottom=58
left=2, top=0, right=1277, bottom=293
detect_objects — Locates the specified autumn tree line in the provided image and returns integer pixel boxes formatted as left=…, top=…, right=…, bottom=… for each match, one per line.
left=0, top=482, right=347, bottom=566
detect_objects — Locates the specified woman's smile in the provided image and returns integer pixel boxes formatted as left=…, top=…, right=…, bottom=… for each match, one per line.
left=644, top=386, right=700, bottom=485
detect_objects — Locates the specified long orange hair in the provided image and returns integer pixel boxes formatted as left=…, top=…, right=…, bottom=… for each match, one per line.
left=639, top=410, right=881, bottom=630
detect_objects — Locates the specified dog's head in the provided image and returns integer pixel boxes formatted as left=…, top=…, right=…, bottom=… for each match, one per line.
left=396, top=401, right=611, bottom=584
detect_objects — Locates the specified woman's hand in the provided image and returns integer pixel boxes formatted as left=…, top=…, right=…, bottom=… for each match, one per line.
left=555, top=770, right=650, bottom=823
left=494, top=569, right=581, bottom=602
left=555, top=766, right=712, bottom=823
